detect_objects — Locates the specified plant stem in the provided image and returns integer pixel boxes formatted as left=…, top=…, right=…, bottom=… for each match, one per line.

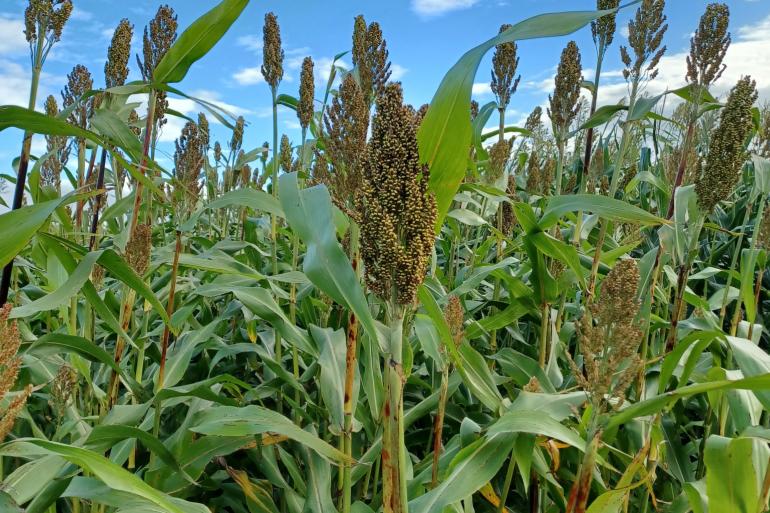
left=0, top=30, right=45, bottom=304
left=157, top=229, right=182, bottom=391
left=382, top=305, right=407, bottom=513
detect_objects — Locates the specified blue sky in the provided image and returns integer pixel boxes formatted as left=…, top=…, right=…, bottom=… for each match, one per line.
left=1, top=0, right=769, bottom=192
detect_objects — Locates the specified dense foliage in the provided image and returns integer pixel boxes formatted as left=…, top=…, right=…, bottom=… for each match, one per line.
left=0, top=1, right=769, bottom=512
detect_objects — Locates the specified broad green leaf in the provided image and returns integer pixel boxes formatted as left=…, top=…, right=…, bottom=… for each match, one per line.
left=190, top=405, right=352, bottom=464
left=180, top=188, right=283, bottom=232
left=704, top=436, right=758, bottom=513
left=310, top=325, right=358, bottom=434
left=278, top=172, right=380, bottom=350
left=457, top=343, right=504, bottom=412
left=540, top=194, right=665, bottom=228
left=5, top=440, right=207, bottom=513
left=409, top=433, right=516, bottom=513
left=0, top=196, right=77, bottom=268
left=489, top=409, right=586, bottom=449
left=234, top=287, right=317, bottom=357
left=418, top=6, right=618, bottom=227
left=153, top=0, right=249, bottom=84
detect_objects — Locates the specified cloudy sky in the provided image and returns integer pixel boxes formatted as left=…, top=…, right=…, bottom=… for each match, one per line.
left=0, top=0, right=768, bottom=193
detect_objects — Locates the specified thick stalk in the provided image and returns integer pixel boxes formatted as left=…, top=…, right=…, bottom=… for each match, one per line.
left=431, top=365, right=449, bottom=487
left=0, top=33, right=45, bottom=304
left=575, top=46, right=605, bottom=246
left=382, top=306, right=407, bottom=513
left=157, top=230, right=182, bottom=391
left=342, top=223, right=360, bottom=513
left=88, top=148, right=109, bottom=250
left=127, top=90, right=157, bottom=240
left=730, top=195, right=767, bottom=336
left=665, top=215, right=706, bottom=351
left=587, top=80, right=640, bottom=296
left=538, top=302, right=550, bottom=368
left=269, top=86, right=284, bottom=414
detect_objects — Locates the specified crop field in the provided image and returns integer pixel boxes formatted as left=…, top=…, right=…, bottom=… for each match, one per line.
left=0, top=0, right=769, bottom=512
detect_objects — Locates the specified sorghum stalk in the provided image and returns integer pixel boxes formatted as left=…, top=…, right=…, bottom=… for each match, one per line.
left=589, top=0, right=668, bottom=295
left=577, top=0, right=620, bottom=245
left=262, top=11, right=284, bottom=411
left=0, top=0, right=72, bottom=304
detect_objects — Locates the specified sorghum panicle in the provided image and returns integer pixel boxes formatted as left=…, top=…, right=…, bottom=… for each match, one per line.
left=548, top=41, right=582, bottom=138
left=322, top=74, right=369, bottom=206
left=686, top=3, right=730, bottom=88
left=620, top=0, right=668, bottom=81
left=62, top=64, right=94, bottom=132
left=279, top=134, right=293, bottom=173
left=173, top=121, right=205, bottom=219
left=568, top=259, right=643, bottom=410
left=360, top=83, right=437, bottom=305
left=695, top=76, right=758, bottom=213
left=261, top=12, right=284, bottom=89
left=298, top=57, right=315, bottom=131
left=105, top=19, right=133, bottom=89
left=591, top=0, right=621, bottom=50
left=24, top=0, right=73, bottom=45
left=490, top=24, right=520, bottom=111
left=0, top=304, right=32, bottom=442
left=41, top=95, right=68, bottom=191
left=126, top=223, right=152, bottom=276
left=352, top=15, right=391, bottom=104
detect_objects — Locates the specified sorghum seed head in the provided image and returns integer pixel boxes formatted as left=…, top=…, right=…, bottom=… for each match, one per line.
left=25, top=0, right=73, bottom=44
left=105, top=19, right=133, bottom=88
left=198, top=112, right=210, bottom=149
left=591, top=0, right=621, bottom=50
left=444, top=295, right=464, bottom=347
left=298, top=57, right=315, bottom=131
left=261, top=12, right=284, bottom=89
left=695, top=76, right=758, bottom=213
left=173, top=121, right=205, bottom=219
left=359, top=83, right=437, bottom=305
left=524, top=106, right=543, bottom=133
left=686, top=3, right=730, bottom=87
left=487, top=138, right=513, bottom=184
left=139, top=5, right=177, bottom=81
left=230, top=116, right=245, bottom=155
left=322, top=73, right=369, bottom=207
left=491, top=24, right=521, bottom=111
left=41, top=95, right=68, bottom=191
left=620, top=0, right=668, bottom=81
left=352, top=15, right=391, bottom=104
left=62, top=64, right=94, bottom=132
left=548, top=41, right=582, bottom=138
left=126, top=223, right=152, bottom=276
left=470, top=100, right=479, bottom=121
left=279, top=134, right=293, bottom=173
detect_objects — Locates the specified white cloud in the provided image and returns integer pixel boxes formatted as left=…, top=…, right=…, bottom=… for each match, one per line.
left=0, top=15, right=27, bottom=55
left=472, top=82, right=492, bottom=96
left=70, top=7, right=94, bottom=21
left=391, top=63, right=408, bottom=81
left=130, top=90, right=252, bottom=143
left=233, top=66, right=264, bottom=86
left=237, top=35, right=262, bottom=53
left=596, top=13, right=770, bottom=107
left=412, top=0, right=479, bottom=16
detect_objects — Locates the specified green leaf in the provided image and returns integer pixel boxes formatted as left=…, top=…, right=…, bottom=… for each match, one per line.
left=418, top=6, right=618, bottom=227
left=190, top=405, right=353, bottom=464
left=457, top=343, right=503, bottom=412
left=704, top=436, right=758, bottom=513
left=607, top=374, right=770, bottom=430
left=310, top=325, right=357, bottom=433
left=0, top=196, right=77, bottom=268
left=180, top=188, right=283, bottom=232
left=6, top=440, right=208, bottom=513
left=153, top=0, right=249, bottom=84
left=278, top=172, right=381, bottom=350
left=409, top=433, right=516, bottom=513
left=233, top=287, right=316, bottom=356
left=541, top=194, right=666, bottom=228
left=577, top=104, right=627, bottom=131
left=489, top=409, right=586, bottom=449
